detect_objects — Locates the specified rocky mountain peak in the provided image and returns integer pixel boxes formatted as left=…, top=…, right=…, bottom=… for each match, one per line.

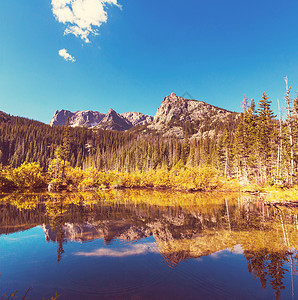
left=102, top=109, right=125, bottom=123
left=49, top=110, right=74, bottom=126
left=106, top=108, right=118, bottom=117
left=153, top=93, right=193, bottom=124
left=161, top=92, right=186, bottom=104
left=96, top=109, right=132, bottom=131
left=50, top=108, right=153, bottom=131
left=50, top=110, right=104, bottom=127
left=148, top=93, right=237, bottom=139
left=49, top=93, right=236, bottom=138
left=121, top=112, right=153, bottom=127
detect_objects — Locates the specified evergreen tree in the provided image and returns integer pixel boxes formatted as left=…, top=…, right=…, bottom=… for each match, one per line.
left=61, top=117, right=71, bottom=179
left=256, top=92, right=276, bottom=182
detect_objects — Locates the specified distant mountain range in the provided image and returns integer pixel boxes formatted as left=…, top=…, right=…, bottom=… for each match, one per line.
left=0, top=93, right=238, bottom=140
left=0, top=95, right=239, bottom=171
left=50, top=93, right=238, bottom=138
left=50, top=108, right=153, bottom=131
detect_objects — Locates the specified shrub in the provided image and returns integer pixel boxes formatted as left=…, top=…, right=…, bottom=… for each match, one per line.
left=13, top=162, right=46, bottom=189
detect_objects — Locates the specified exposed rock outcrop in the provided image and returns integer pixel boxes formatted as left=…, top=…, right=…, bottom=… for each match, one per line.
left=49, top=93, right=237, bottom=137
left=147, top=93, right=238, bottom=139
left=49, top=110, right=73, bottom=126
left=121, top=112, right=153, bottom=127
left=49, top=109, right=153, bottom=131
left=50, top=110, right=105, bottom=127
left=95, top=109, right=133, bottom=131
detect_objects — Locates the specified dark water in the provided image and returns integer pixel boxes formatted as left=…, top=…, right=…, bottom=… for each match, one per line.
left=1, top=190, right=297, bottom=299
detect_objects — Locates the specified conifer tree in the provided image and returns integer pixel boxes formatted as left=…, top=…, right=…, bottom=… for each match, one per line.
left=61, top=118, right=71, bottom=179
left=243, top=99, right=258, bottom=178
left=233, top=113, right=247, bottom=182
left=256, top=92, right=276, bottom=182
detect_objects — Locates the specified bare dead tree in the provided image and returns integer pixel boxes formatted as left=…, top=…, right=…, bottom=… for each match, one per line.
left=284, top=77, right=294, bottom=184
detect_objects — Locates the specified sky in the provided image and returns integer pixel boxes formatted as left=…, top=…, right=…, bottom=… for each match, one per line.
left=1, top=0, right=298, bottom=123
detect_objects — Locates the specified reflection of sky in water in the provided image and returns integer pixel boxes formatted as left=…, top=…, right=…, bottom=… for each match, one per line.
left=209, top=245, right=244, bottom=259
left=75, top=242, right=159, bottom=257
left=1, top=192, right=297, bottom=300
left=1, top=226, right=297, bottom=300
left=1, top=234, right=40, bottom=241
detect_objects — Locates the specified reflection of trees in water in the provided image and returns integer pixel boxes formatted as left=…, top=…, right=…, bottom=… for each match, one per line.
left=0, top=192, right=297, bottom=297
left=46, top=197, right=67, bottom=263
left=244, top=250, right=294, bottom=300
left=49, top=216, right=66, bottom=263
left=56, top=224, right=65, bottom=263
left=268, top=252, right=288, bottom=300
left=245, top=249, right=268, bottom=289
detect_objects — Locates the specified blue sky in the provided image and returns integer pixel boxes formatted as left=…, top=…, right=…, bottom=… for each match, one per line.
left=0, top=0, right=298, bottom=123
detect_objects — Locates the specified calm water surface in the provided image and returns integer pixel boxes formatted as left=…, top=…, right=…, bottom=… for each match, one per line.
left=1, top=190, right=297, bottom=299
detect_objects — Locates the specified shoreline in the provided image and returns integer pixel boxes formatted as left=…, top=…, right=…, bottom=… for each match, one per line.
left=1, top=182, right=298, bottom=208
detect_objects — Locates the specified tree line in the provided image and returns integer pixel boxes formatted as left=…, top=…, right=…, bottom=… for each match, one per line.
left=221, top=84, right=298, bottom=185
left=0, top=82, right=298, bottom=186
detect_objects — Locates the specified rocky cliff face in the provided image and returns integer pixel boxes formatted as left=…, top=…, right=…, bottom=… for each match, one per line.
left=147, top=93, right=237, bottom=139
left=95, top=109, right=132, bottom=131
left=50, top=109, right=153, bottom=131
left=49, top=110, right=73, bottom=126
left=50, top=110, right=105, bottom=127
left=121, top=112, right=153, bottom=127
left=49, top=93, right=237, bottom=137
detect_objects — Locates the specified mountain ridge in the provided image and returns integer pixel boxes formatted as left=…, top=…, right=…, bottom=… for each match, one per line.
left=94, top=109, right=133, bottom=131
left=48, top=93, right=238, bottom=138
left=50, top=108, right=154, bottom=131
left=145, top=93, right=238, bottom=138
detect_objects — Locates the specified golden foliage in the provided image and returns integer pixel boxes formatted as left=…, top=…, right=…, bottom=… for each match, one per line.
left=45, top=164, right=229, bottom=192
left=266, top=185, right=298, bottom=202
left=0, top=162, right=45, bottom=190
left=158, top=225, right=298, bottom=262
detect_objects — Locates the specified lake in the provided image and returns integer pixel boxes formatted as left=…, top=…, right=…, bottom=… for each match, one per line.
left=1, top=190, right=297, bottom=299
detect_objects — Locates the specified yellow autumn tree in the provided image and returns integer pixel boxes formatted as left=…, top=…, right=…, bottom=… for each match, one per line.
left=13, top=162, right=45, bottom=189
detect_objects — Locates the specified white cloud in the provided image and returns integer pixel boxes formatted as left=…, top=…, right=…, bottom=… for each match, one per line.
left=59, top=48, right=76, bottom=62
left=52, top=0, right=120, bottom=43
left=74, top=243, right=158, bottom=257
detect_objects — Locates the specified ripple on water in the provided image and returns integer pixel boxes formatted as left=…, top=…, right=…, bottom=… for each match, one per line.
left=57, top=240, right=174, bottom=299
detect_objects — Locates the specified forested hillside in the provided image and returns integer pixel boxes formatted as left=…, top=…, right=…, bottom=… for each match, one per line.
left=0, top=111, right=222, bottom=172
left=1, top=89, right=298, bottom=186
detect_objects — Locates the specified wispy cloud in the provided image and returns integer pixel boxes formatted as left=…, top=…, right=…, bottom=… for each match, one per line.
left=51, top=0, right=121, bottom=43
left=59, top=48, right=76, bottom=62
left=74, top=243, right=158, bottom=257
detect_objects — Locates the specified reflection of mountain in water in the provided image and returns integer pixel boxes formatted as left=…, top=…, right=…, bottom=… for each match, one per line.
left=42, top=221, right=153, bottom=244
left=0, top=191, right=297, bottom=299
